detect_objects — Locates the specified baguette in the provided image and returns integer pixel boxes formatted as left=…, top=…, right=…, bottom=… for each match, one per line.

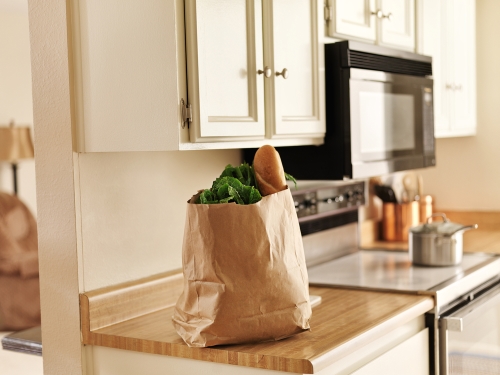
left=253, top=145, right=287, bottom=196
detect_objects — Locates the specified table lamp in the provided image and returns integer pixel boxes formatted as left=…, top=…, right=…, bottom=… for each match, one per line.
left=0, top=121, right=34, bottom=195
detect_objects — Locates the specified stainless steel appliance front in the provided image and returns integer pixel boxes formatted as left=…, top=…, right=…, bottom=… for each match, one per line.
left=349, top=68, right=435, bottom=178
left=440, top=279, right=500, bottom=374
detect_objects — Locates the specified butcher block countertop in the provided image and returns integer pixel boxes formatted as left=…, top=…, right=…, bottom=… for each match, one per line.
left=80, top=270, right=433, bottom=374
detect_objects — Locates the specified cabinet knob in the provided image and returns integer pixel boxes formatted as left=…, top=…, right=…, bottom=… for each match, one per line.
left=446, top=83, right=462, bottom=91
left=371, top=10, right=392, bottom=21
left=276, top=68, right=289, bottom=79
left=258, top=66, right=272, bottom=78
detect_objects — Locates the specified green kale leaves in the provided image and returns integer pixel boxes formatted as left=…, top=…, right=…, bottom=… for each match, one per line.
left=196, top=163, right=262, bottom=205
left=196, top=162, right=297, bottom=205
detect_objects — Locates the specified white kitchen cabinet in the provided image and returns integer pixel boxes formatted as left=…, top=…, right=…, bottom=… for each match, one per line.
left=71, top=0, right=189, bottom=152
left=184, top=0, right=266, bottom=142
left=266, top=0, right=325, bottom=137
left=352, top=328, right=429, bottom=375
left=71, top=0, right=324, bottom=153
left=186, top=0, right=325, bottom=146
left=327, top=0, right=415, bottom=51
left=378, top=0, right=415, bottom=50
left=419, top=0, right=476, bottom=138
left=315, top=316, right=428, bottom=375
left=327, top=0, right=377, bottom=43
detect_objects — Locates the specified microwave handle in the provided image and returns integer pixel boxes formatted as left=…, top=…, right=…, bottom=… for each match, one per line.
left=442, top=283, right=500, bottom=332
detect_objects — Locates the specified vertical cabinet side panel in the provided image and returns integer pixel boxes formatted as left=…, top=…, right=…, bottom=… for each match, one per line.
left=74, top=0, right=184, bottom=152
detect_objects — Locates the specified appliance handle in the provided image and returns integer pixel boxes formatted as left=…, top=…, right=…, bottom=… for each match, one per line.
left=442, top=283, right=500, bottom=332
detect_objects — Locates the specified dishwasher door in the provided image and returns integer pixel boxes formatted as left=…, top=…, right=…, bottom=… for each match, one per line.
left=440, top=282, right=500, bottom=375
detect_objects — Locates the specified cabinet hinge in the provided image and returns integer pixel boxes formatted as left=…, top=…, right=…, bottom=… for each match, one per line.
left=324, top=6, right=333, bottom=22
left=181, top=99, right=192, bottom=129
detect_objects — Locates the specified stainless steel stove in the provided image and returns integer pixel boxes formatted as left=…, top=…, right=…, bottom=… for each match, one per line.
left=293, top=181, right=500, bottom=375
left=308, top=250, right=500, bottom=312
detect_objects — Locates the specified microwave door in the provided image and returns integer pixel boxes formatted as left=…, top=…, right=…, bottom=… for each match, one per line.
left=348, top=69, right=432, bottom=178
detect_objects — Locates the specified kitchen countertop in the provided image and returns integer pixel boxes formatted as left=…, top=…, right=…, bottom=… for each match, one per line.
left=80, top=275, right=433, bottom=374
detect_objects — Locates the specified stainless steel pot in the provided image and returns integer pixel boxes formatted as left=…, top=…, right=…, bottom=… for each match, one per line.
left=409, top=213, right=478, bottom=266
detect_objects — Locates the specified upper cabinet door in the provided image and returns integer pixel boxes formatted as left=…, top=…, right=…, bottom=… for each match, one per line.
left=449, top=0, right=476, bottom=135
left=185, top=0, right=265, bottom=142
left=378, top=0, right=415, bottom=51
left=420, top=0, right=476, bottom=138
left=420, top=0, right=450, bottom=134
left=329, top=0, right=377, bottom=41
left=266, top=0, right=325, bottom=136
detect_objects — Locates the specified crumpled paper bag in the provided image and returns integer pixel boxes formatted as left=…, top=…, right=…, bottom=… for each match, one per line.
left=172, top=188, right=311, bottom=347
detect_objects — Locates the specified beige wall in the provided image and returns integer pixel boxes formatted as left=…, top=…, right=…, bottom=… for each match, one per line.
left=0, top=0, right=37, bottom=215
left=77, top=150, right=240, bottom=292
left=419, top=0, right=500, bottom=211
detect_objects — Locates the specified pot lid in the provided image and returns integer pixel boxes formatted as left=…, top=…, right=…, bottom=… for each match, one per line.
left=410, top=213, right=476, bottom=236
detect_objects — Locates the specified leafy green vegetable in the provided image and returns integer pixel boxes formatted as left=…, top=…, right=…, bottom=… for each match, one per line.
left=195, top=162, right=297, bottom=205
left=285, top=172, right=297, bottom=189
left=196, top=163, right=262, bottom=205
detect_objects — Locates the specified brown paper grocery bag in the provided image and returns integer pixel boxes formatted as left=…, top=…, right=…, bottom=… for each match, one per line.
left=172, top=188, right=311, bottom=347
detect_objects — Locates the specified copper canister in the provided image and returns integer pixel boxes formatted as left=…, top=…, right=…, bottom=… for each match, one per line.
left=382, top=202, right=420, bottom=242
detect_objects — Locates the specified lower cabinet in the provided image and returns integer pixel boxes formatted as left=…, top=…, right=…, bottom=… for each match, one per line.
left=352, top=329, right=429, bottom=375
left=316, top=317, right=429, bottom=375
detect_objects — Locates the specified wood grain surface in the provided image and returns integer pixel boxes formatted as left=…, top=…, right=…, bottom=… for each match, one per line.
left=80, top=273, right=433, bottom=374
left=82, top=269, right=183, bottom=332
left=439, top=210, right=500, bottom=231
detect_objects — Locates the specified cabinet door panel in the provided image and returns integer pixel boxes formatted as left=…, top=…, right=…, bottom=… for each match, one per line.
left=267, top=0, right=325, bottom=136
left=450, top=0, right=476, bottom=135
left=379, top=0, right=415, bottom=51
left=330, top=0, right=377, bottom=41
left=186, top=0, right=265, bottom=141
left=421, top=0, right=450, bottom=136
left=353, top=329, right=429, bottom=375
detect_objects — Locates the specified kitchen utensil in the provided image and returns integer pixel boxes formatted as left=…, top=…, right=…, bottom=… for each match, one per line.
left=416, top=174, right=423, bottom=201
left=420, top=195, right=433, bottom=223
left=402, top=173, right=415, bottom=202
left=374, top=185, right=398, bottom=203
left=409, top=213, right=478, bottom=266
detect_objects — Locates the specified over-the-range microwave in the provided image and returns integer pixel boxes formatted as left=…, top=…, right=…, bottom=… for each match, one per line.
left=247, top=41, right=436, bottom=180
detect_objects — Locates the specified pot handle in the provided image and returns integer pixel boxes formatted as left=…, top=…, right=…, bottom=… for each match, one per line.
left=449, top=224, right=479, bottom=236
left=426, top=213, right=449, bottom=224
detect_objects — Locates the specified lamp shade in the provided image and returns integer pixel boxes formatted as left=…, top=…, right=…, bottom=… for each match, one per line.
left=0, top=126, right=34, bottom=162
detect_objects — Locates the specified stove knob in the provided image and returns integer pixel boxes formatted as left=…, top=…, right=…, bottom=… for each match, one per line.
left=345, top=190, right=354, bottom=202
